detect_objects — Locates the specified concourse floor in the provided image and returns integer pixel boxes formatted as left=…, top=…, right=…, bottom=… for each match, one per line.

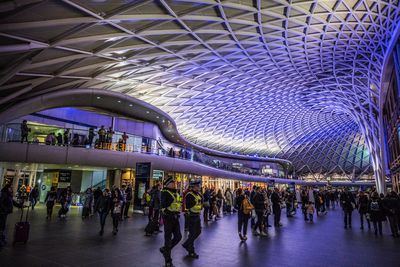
left=0, top=205, right=399, bottom=267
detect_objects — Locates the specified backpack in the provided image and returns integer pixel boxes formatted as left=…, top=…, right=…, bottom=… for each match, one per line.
left=144, top=192, right=151, bottom=204
left=242, top=196, right=254, bottom=215
left=370, top=201, right=379, bottom=212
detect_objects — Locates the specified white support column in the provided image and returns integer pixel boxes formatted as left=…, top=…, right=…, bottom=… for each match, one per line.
left=114, top=169, right=121, bottom=188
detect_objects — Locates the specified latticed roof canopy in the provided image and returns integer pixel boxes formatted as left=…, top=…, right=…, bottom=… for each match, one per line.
left=1, top=0, right=400, bottom=175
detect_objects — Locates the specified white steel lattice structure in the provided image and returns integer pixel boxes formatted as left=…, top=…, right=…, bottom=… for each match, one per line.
left=1, top=0, right=400, bottom=185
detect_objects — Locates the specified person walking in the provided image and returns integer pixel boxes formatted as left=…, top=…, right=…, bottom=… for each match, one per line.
left=253, top=187, right=267, bottom=236
left=382, top=191, right=400, bottom=237
left=124, top=184, right=133, bottom=219
left=95, top=189, right=111, bottom=236
left=235, top=188, right=252, bottom=241
left=202, top=188, right=211, bottom=224
left=160, top=177, right=182, bottom=267
left=29, top=185, right=39, bottom=210
left=82, top=188, right=93, bottom=219
left=145, top=183, right=162, bottom=236
left=151, top=183, right=161, bottom=227
left=111, top=188, right=123, bottom=235
left=182, top=186, right=191, bottom=232
left=357, top=191, right=370, bottom=230
left=225, top=188, right=234, bottom=214
left=263, top=189, right=272, bottom=229
left=368, top=192, right=385, bottom=236
left=44, top=186, right=57, bottom=220
left=301, top=189, right=309, bottom=221
left=58, top=188, right=69, bottom=220
left=306, top=201, right=315, bottom=223
left=93, top=187, right=102, bottom=213
left=119, top=185, right=127, bottom=220
left=20, top=120, right=30, bottom=143
left=216, top=189, right=224, bottom=217
left=340, top=188, right=356, bottom=229
left=249, top=185, right=257, bottom=230
left=271, top=187, right=282, bottom=227
left=182, top=180, right=203, bottom=259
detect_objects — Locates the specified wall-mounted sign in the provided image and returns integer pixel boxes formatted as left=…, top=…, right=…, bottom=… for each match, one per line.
left=134, top=163, right=151, bottom=207
left=136, top=163, right=151, bottom=179
left=153, top=170, right=164, bottom=180
left=58, top=170, right=71, bottom=183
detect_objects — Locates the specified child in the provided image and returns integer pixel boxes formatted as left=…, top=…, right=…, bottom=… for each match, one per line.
left=306, top=201, right=315, bottom=223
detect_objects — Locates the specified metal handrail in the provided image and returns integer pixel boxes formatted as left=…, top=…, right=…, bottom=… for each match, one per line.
left=1, top=123, right=290, bottom=179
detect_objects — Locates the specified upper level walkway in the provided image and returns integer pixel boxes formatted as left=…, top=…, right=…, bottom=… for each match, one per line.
left=0, top=141, right=376, bottom=187
left=0, top=141, right=296, bottom=184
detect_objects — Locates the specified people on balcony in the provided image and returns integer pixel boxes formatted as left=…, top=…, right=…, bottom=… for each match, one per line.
left=63, top=129, right=70, bottom=146
left=20, top=120, right=30, bottom=143
left=122, top=132, right=129, bottom=151
left=45, top=133, right=56, bottom=145
left=88, top=128, right=96, bottom=147
left=11, top=122, right=291, bottom=180
left=106, top=127, right=114, bottom=150
left=56, top=133, right=63, bottom=146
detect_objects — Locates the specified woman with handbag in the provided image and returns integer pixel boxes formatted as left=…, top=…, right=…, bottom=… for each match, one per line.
left=235, top=188, right=252, bottom=241
left=111, top=188, right=123, bottom=235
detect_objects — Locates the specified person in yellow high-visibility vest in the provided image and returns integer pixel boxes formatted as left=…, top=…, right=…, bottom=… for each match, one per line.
left=182, top=180, right=203, bottom=259
left=159, top=177, right=182, bottom=267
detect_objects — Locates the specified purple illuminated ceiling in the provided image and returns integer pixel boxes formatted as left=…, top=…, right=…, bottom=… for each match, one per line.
left=1, top=0, right=400, bottom=175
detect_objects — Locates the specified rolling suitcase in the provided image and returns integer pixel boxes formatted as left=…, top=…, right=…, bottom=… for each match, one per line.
left=144, top=219, right=159, bottom=236
left=82, top=206, right=90, bottom=218
left=13, top=206, right=30, bottom=245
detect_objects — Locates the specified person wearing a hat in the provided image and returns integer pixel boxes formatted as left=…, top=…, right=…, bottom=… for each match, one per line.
left=160, top=177, right=182, bottom=267
left=182, top=180, right=203, bottom=259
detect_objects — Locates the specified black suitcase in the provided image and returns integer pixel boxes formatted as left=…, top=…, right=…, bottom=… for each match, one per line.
left=82, top=207, right=90, bottom=218
left=13, top=206, right=30, bottom=245
left=144, top=220, right=159, bottom=235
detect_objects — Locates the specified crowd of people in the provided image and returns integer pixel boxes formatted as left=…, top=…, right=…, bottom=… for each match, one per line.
left=1, top=180, right=400, bottom=266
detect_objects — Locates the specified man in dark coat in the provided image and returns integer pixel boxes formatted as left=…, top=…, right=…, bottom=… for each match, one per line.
left=271, top=187, right=282, bottom=227
left=0, top=184, right=22, bottom=247
left=340, top=188, right=356, bottom=229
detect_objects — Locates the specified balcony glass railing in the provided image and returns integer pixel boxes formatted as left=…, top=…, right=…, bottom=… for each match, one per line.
left=0, top=123, right=289, bottom=179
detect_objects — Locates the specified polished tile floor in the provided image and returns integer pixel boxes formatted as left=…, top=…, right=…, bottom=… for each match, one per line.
left=0, top=205, right=399, bottom=267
